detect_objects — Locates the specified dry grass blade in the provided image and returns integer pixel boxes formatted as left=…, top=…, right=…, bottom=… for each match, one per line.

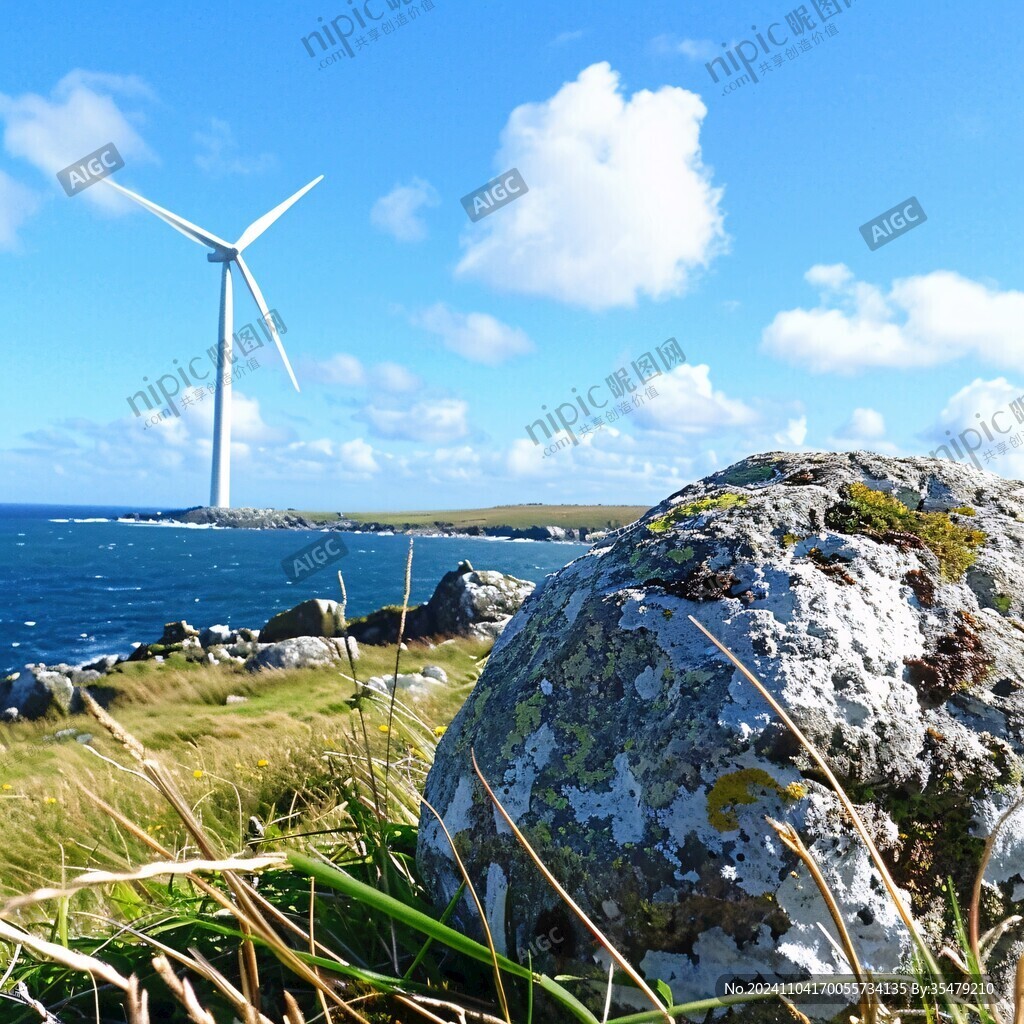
left=11, top=981, right=64, bottom=1023
left=152, top=955, right=217, bottom=1024
left=421, top=796, right=512, bottom=1024
left=687, top=616, right=947, bottom=987
left=970, top=794, right=1024, bottom=983
left=82, top=690, right=372, bottom=1023
left=383, top=537, right=415, bottom=809
left=780, top=995, right=813, bottom=1022
left=126, top=975, right=150, bottom=1024
left=1014, top=952, right=1024, bottom=1024
left=470, top=750, right=672, bottom=1023
left=0, top=856, right=287, bottom=916
left=767, top=817, right=877, bottom=1024
left=396, top=993, right=511, bottom=1023
left=284, top=991, right=309, bottom=1024
left=0, top=918, right=131, bottom=991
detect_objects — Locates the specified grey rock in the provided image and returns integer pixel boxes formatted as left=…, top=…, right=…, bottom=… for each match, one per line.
left=347, top=562, right=534, bottom=645
left=82, top=654, right=119, bottom=674
left=75, top=732, right=93, bottom=745
left=260, top=599, right=344, bottom=643
left=418, top=451, right=1024, bottom=1020
left=160, top=621, right=199, bottom=645
left=365, top=672, right=443, bottom=696
left=248, top=635, right=354, bottom=672
left=200, top=624, right=235, bottom=647
left=225, top=694, right=248, bottom=705
left=422, top=665, right=448, bottom=683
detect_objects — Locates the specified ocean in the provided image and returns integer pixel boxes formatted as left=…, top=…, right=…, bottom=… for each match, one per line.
left=0, top=504, right=590, bottom=676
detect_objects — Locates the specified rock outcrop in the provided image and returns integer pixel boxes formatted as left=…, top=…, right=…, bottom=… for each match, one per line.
left=418, top=452, right=1024, bottom=1021
left=346, top=561, right=535, bottom=644
left=260, top=599, right=345, bottom=643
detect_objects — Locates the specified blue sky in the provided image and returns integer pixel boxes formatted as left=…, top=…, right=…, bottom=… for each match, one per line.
left=3, top=0, right=1023, bottom=511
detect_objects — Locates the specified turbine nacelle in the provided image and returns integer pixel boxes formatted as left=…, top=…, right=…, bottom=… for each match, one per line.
left=207, top=247, right=239, bottom=263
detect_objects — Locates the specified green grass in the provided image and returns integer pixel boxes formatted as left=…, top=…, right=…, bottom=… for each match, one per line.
left=0, top=637, right=488, bottom=902
left=298, top=504, right=648, bottom=531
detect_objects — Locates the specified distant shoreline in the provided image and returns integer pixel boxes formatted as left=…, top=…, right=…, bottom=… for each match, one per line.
left=119, top=504, right=648, bottom=543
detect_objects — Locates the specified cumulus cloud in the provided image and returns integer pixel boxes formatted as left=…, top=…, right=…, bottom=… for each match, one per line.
left=194, top=118, right=275, bottom=177
left=763, top=264, right=1024, bottom=374
left=0, top=70, right=156, bottom=211
left=370, top=177, right=439, bottom=242
left=311, top=353, right=421, bottom=393
left=835, top=408, right=886, bottom=441
left=338, top=437, right=380, bottom=474
left=920, top=377, right=1024, bottom=475
left=455, top=62, right=726, bottom=310
left=412, top=303, right=533, bottom=365
left=631, top=364, right=757, bottom=435
left=359, top=398, right=468, bottom=444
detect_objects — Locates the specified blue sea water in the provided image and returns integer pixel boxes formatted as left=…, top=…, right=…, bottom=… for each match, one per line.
left=0, top=504, right=589, bottom=676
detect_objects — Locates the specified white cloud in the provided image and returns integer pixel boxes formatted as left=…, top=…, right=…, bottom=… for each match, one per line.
left=372, top=361, right=421, bottom=393
left=631, top=364, right=757, bottom=435
left=338, top=437, right=380, bottom=475
left=652, top=35, right=719, bottom=61
left=775, top=416, right=808, bottom=448
left=763, top=264, right=1024, bottom=374
left=370, top=177, right=439, bottom=242
left=920, top=377, right=1024, bottom=476
left=360, top=398, right=468, bottom=444
left=835, top=408, right=886, bottom=441
left=0, top=170, right=41, bottom=249
left=311, top=353, right=422, bottom=394
left=193, top=118, right=275, bottom=177
left=413, top=303, right=533, bottom=365
left=316, top=353, right=367, bottom=387
left=455, top=62, right=726, bottom=310
left=0, top=70, right=156, bottom=211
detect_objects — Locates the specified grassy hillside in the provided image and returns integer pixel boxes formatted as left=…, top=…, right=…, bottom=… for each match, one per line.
left=0, top=638, right=488, bottom=901
left=299, top=504, right=648, bottom=530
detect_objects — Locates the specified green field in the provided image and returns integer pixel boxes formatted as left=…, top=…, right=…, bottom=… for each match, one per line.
left=299, top=504, right=648, bottom=530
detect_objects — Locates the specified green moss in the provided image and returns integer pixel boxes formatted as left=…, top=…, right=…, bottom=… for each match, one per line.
left=721, top=463, right=775, bottom=486
left=667, top=546, right=695, bottom=564
left=647, top=493, right=747, bottom=534
left=951, top=505, right=976, bottom=516
left=706, top=767, right=804, bottom=832
left=782, top=533, right=803, bottom=547
left=828, top=482, right=986, bottom=580
left=993, top=594, right=1012, bottom=615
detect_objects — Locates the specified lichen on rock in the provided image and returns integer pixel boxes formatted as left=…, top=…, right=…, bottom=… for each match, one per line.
left=418, top=451, right=1024, bottom=1020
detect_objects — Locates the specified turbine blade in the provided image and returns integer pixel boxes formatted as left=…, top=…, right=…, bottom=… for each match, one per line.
left=104, top=179, right=231, bottom=251
left=233, top=175, right=323, bottom=252
left=234, top=254, right=300, bottom=392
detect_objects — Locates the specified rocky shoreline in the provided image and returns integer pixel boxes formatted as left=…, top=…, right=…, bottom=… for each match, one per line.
left=0, top=561, right=535, bottom=723
left=119, top=506, right=608, bottom=543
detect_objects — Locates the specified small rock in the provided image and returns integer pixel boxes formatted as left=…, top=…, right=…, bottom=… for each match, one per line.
left=421, top=665, right=448, bottom=683
left=160, top=621, right=199, bottom=645
left=248, top=636, right=343, bottom=672
left=225, top=694, right=248, bottom=705
left=200, top=624, right=235, bottom=647
left=75, top=733, right=93, bottom=745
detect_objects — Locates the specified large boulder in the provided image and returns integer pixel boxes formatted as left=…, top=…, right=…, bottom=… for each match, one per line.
left=247, top=635, right=357, bottom=672
left=347, top=561, right=535, bottom=645
left=260, top=599, right=344, bottom=643
left=418, top=452, right=1024, bottom=1020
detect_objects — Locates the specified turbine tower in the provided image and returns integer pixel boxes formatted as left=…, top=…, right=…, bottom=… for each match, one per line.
left=106, top=175, right=323, bottom=508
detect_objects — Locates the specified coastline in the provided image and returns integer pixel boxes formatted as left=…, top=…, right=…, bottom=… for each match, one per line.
left=118, top=505, right=645, bottom=543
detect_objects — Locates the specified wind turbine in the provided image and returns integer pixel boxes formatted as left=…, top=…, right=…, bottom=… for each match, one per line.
left=106, top=174, right=323, bottom=508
